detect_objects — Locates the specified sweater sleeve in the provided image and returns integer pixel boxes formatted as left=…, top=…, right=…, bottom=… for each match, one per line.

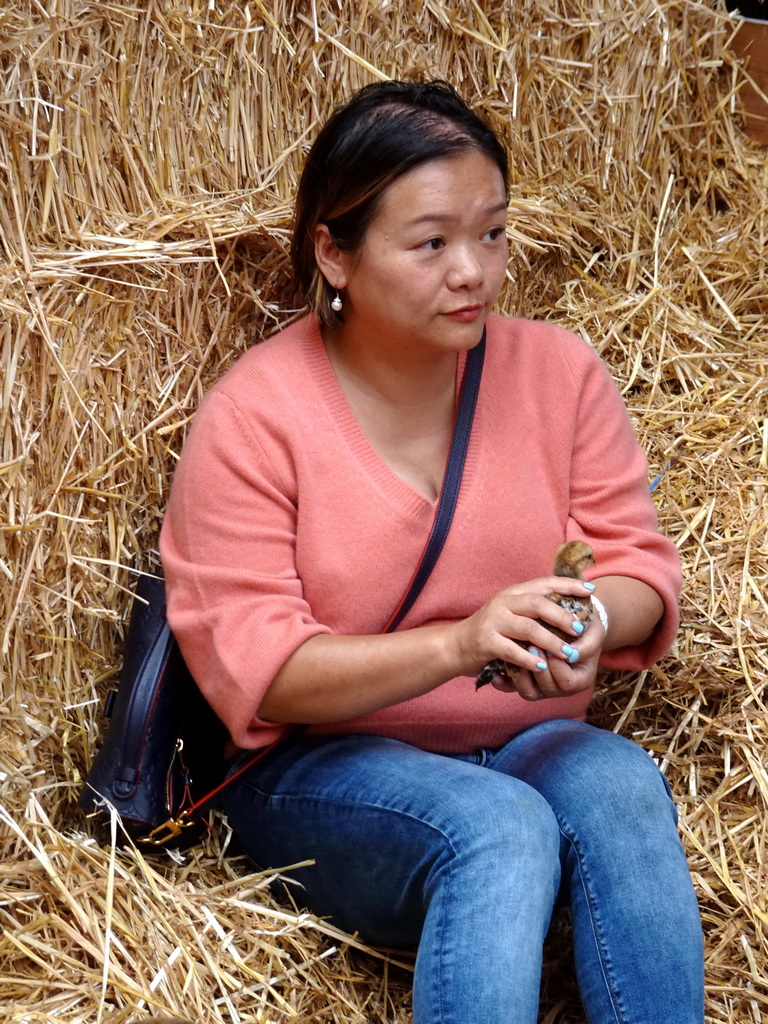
left=159, top=387, right=331, bottom=748
left=562, top=333, right=681, bottom=669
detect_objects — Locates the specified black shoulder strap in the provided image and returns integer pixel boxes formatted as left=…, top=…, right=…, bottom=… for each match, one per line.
left=383, top=328, right=486, bottom=633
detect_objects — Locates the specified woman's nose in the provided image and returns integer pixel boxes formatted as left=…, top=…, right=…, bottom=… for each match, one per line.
left=447, top=244, right=483, bottom=289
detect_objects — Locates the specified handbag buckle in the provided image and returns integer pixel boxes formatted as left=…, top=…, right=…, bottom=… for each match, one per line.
left=144, top=814, right=194, bottom=846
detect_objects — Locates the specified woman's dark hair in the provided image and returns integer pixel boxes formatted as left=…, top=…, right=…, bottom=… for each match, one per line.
left=291, top=79, right=509, bottom=323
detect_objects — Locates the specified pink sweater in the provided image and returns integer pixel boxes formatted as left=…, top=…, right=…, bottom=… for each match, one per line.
left=160, top=315, right=681, bottom=753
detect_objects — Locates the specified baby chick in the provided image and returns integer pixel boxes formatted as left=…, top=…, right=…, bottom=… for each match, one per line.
left=475, top=541, right=596, bottom=689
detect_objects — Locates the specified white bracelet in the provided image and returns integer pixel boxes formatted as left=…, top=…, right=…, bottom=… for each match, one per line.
left=591, top=595, right=609, bottom=635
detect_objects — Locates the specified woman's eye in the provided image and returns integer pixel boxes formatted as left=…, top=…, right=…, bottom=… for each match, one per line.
left=422, top=237, right=444, bottom=251
left=486, top=226, right=506, bottom=241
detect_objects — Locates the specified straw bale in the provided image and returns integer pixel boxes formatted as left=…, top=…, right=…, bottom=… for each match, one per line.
left=1, top=0, right=766, bottom=1021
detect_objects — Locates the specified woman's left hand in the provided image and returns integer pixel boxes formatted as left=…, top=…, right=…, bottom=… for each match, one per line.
left=492, top=574, right=667, bottom=702
left=491, top=614, right=606, bottom=701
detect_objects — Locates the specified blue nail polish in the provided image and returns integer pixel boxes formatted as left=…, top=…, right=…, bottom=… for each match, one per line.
left=572, top=620, right=585, bottom=634
left=536, top=661, right=547, bottom=672
left=562, top=644, right=575, bottom=657
left=530, top=647, right=539, bottom=657
left=568, top=650, right=580, bottom=664
left=583, top=581, right=596, bottom=591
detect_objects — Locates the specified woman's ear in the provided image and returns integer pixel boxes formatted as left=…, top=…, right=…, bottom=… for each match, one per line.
left=313, top=224, right=348, bottom=290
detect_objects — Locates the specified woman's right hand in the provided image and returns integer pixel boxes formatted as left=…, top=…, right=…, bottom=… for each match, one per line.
left=449, top=575, right=596, bottom=681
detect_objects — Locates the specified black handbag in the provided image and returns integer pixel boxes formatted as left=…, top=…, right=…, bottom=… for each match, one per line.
left=78, top=331, right=486, bottom=848
left=77, top=571, right=230, bottom=846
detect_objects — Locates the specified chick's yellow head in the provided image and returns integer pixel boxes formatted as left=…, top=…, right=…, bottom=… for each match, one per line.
left=553, top=541, right=596, bottom=578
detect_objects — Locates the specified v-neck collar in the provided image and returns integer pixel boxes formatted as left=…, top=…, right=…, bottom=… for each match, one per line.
left=302, top=318, right=477, bottom=519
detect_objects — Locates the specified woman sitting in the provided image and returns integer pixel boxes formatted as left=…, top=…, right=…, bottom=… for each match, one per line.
left=161, top=80, right=704, bottom=1024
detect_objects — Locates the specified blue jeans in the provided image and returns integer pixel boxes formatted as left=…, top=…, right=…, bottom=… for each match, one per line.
left=221, top=719, right=704, bottom=1024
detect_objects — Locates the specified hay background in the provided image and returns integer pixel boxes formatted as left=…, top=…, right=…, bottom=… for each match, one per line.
left=1, top=1, right=766, bottom=1021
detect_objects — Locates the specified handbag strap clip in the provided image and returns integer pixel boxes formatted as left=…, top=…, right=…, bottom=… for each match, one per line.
left=144, top=812, right=196, bottom=845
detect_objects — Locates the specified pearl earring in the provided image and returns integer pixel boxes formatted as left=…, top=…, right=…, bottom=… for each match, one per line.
left=331, top=291, right=343, bottom=312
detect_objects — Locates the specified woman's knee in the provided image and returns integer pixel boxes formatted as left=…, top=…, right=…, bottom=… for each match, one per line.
left=557, top=724, right=675, bottom=825
left=494, top=720, right=678, bottom=840
left=426, top=770, right=562, bottom=882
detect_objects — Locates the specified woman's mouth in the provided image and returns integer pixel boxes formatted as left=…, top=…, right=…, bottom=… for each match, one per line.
left=444, top=305, right=483, bottom=322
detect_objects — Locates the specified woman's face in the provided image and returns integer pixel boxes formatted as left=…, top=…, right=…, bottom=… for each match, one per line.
left=331, top=150, right=509, bottom=359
